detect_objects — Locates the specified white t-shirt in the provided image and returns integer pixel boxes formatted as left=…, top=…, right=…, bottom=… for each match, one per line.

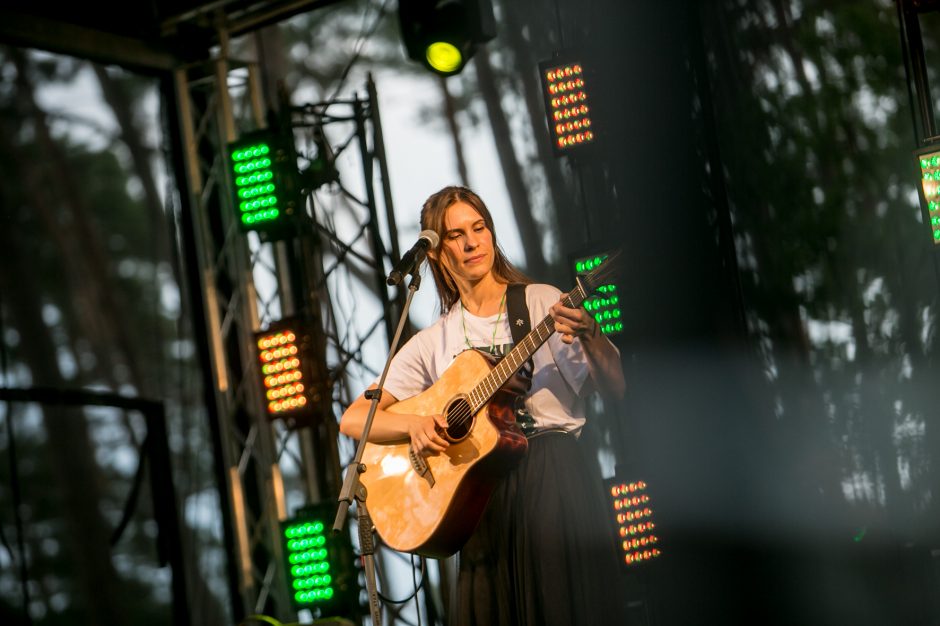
left=380, top=283, right=597, bottom=432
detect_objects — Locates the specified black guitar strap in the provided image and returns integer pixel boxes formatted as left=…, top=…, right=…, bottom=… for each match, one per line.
left=505, top=283, right=531, bottom=345
left=505, top=283, right=537, bottom=434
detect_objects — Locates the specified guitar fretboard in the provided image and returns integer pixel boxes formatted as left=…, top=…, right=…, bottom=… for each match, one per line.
left=466, top=280, right=588, bottom=413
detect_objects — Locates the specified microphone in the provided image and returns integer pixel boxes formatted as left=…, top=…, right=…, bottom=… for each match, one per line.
left=387, top=230, right=440, bottom=286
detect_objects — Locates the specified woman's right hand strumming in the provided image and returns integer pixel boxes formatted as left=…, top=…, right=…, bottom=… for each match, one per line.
left=408, top=414, right=450, bottom=456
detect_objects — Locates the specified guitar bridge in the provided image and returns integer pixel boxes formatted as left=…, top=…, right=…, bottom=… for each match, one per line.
left=408, top=445, right=436, bottom=487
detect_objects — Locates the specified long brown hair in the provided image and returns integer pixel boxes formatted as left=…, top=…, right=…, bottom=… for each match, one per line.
left=420, top=186, right=531, bottom=313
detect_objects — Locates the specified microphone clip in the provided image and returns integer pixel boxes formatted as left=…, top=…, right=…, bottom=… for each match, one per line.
left=387, top=230, right=440, bottom=286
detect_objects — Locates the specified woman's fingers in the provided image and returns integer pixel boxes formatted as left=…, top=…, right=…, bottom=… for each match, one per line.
left=411, top=414, right=449, bottom=455
left=551, top=299, right=595, bottom=341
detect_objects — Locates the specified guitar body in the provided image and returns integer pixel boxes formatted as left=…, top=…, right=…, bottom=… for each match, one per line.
left=359, top=349, right=529, bottom=558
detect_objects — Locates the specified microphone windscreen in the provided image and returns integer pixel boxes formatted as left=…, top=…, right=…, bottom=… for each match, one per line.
left=419, top=229, right=440, bottom=248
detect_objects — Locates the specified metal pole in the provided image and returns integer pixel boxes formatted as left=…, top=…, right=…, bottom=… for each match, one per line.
left=899, top=0, right=936, bottom=139
left=367, top=74, right=406, bottom=318
left=354, top=93, right=397, bottom=344
left=334, top=270, right=425, bottom=626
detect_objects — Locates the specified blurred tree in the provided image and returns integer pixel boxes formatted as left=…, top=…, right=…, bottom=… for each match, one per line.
left=701, top=0, right=939, bottom=574
left=0, top=46, right=228, bottom=625
left=532, top=1, right=940, bottom=623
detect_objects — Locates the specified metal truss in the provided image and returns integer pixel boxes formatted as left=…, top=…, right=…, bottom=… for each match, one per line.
left=288, top=77, right=405, bottom=425
left=289, top=79, right=447, bottom=626
left=173, top=35, right=295, bottom=619
left=172, top=23, right=442, bottom=622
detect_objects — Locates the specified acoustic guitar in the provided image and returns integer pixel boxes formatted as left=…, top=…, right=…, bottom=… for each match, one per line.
left=359, top=256, right=619, bottom=558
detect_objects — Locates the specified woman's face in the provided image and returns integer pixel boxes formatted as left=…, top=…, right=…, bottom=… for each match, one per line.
left=435, top=201, right=495, bottom=287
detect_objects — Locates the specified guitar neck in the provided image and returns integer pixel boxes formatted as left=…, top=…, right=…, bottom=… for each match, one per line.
left=466, top=280, right=588, bottom=413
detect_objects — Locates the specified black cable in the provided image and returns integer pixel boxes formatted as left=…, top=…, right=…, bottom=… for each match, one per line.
left=896, top=0, right=922, bottom=143
left=554, top=0, right=566, bottom=49
left=374, top=549, right=427, bottom=605
left=412, top=553, right=422, bottom=626
left=109, top=433, right=150, bottom=547
left=0, top=309, right=13, bottom=562
left=2, top=404, right=31, bottom=626
left=0, top=283, right=33, bottom=625
left=0, top=502, right=12, bottom=568
left=577, top=163, right=591, bottom=242
left=325, top=0, right=391, bottom=103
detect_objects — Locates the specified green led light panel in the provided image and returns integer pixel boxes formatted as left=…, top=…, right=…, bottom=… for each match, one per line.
left=281, top=504, right=358, bottom=615
left=227, top=130, right=299, bottom=239
left=574, top=254, right=623, bottom=336
left=540, top=59, right=595, bottom=155
left=607, top=479, right=661, bottom=568
left=284, top=518, right=335, bottom=606
left=231, top=140, right=281, bottom=228
left=915, top=149, right=940, bottom=246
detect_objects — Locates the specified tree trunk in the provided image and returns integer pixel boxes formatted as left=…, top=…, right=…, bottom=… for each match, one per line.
left=474, top=49, right=549, bottom=279
left=10, top=50, right=146, bottom=392
left=0, top=202, right=130, bottom=626
left=502, top=2, right=578, bottom=252
left=5, top=49, right=231, bottom=626
left=92, top=62, right=232, bottom=626
left=438, top=75, right=470, bottom=186
left=702, top=3, right=849, bottom=515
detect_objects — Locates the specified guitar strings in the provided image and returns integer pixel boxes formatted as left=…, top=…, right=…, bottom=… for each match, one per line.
left=442, top=283, right=587, bottom=432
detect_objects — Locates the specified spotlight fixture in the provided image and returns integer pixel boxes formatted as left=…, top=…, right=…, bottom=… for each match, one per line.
left=398, top=0, right=496, bottom=76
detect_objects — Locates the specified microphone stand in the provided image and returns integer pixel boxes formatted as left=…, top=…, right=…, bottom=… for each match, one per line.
left=334, top=267, right=423, bottom=626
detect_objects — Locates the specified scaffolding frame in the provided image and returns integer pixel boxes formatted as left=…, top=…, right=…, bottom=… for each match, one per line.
left=171, top=22, right=440, bottom=622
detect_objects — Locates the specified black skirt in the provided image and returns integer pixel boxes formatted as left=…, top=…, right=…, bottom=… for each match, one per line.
left=454, top=431, right=626, bottom=625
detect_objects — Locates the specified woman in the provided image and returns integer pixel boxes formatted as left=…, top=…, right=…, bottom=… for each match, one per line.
left=340, top=186, right=626, bottom=625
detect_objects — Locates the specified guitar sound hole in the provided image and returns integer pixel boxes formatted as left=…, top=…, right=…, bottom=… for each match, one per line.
left=444, top=397, right=474, bottom=442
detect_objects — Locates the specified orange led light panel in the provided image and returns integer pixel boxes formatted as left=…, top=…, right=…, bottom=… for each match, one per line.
left=606, top=479, right=661, bottom=568
left=540, top=59, right=596, bottom=155
left=257, top=328, right=310, bottom=418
